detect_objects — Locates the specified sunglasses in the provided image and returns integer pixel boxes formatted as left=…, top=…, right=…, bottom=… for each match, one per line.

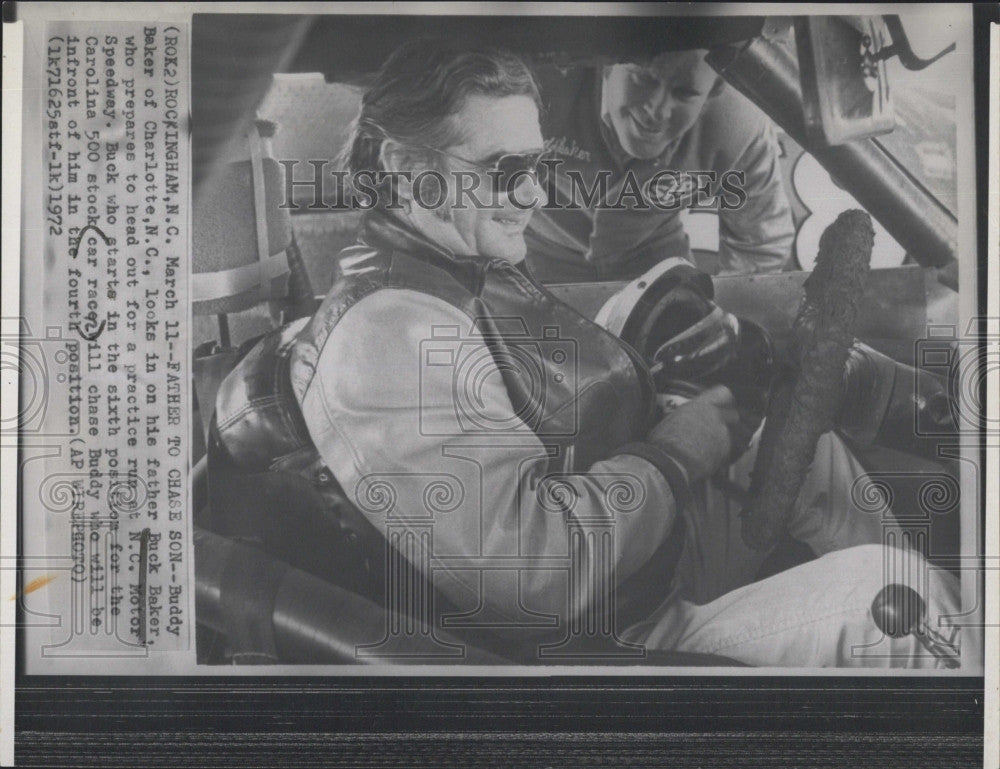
left=366, top=121, right=551, bottom=195
left=424, top=146, right=551, bottom=194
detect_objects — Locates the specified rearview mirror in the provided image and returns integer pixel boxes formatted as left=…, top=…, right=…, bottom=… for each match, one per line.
left=795, top=15, right=896, bottom=146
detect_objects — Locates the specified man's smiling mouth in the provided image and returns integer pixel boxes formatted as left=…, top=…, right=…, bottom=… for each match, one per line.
left=494, top=214, right=530, bottom=230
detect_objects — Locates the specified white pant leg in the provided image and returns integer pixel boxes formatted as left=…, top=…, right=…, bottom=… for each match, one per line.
left=630, top=432, right=977, bottom=668
left=629, top=544, right=965, bottom=668
left=783, top=431, right=889, bottom=554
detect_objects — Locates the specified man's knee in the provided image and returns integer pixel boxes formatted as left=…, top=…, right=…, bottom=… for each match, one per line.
left=819, top=544, right=944, bottom=607
left=834, top=543, right=886, bottom=566
left=816, top=544, right=895, bottom=599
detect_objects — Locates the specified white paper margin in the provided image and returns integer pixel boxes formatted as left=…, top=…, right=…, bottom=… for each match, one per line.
left=983, top=20, right=999, bottom=769
left=1, top=16, right=25, bottom=768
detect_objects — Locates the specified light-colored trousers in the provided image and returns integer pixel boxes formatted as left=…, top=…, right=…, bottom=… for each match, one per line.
left=624, top=432, right=980, bottom=669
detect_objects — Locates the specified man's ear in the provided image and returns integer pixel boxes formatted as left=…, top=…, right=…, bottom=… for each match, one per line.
left=378, top=138, right=404, bottom=173
left=708, top=76, right=726, bottom=99
left=378, top=139, right=417, bottom=200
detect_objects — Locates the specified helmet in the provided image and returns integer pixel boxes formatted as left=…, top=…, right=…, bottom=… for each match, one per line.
left=595, top=259, right=774, bottom=408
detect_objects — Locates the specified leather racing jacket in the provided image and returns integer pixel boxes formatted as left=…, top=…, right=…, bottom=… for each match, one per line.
left=285, top=211, right=691, bottom=626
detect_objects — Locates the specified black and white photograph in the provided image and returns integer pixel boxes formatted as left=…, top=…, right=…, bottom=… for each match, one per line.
left=187, top=10, right=985, bottom=672
left=3, top=2, right=997, bottom=766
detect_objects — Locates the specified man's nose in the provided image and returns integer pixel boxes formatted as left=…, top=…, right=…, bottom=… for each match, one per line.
left=642, top=85, right=672, bottom=122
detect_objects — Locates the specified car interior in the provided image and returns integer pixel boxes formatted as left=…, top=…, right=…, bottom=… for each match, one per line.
left=188, top=14, right=967, bottom=666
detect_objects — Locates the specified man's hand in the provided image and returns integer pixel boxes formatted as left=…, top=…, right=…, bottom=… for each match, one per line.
left=648, top=385, right=754, bottom=482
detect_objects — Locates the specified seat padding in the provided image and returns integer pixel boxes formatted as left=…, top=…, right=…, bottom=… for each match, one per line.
left=208, top=319, right=387, bottom=602
left=214, top=318, right=311, bottom=472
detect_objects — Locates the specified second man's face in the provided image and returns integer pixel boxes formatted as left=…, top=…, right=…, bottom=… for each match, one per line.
left=603, top=49, right=719, bottom=160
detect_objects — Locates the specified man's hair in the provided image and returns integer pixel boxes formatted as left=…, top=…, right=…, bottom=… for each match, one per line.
left=340, top=40, right=541, bottom=176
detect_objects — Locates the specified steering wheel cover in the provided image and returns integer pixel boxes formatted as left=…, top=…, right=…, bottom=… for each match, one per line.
left=741, top=210, right=875, bottom=551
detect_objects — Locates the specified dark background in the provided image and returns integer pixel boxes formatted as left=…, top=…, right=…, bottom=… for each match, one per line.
left=15, top=677, right=987, bottom=767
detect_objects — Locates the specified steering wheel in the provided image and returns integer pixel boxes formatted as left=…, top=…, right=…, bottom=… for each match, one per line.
left=740, top=210, right=875, bottom=551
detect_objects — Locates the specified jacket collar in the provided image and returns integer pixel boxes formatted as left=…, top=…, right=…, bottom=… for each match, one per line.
left=358, top=209, right=534, bottom=293
left=360, top=208, right=457, bottom=261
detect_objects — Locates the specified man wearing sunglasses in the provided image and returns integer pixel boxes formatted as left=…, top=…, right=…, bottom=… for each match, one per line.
left=216, top=41, right=971, bottom=670
left=524, top=48, right=795, bottom=283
